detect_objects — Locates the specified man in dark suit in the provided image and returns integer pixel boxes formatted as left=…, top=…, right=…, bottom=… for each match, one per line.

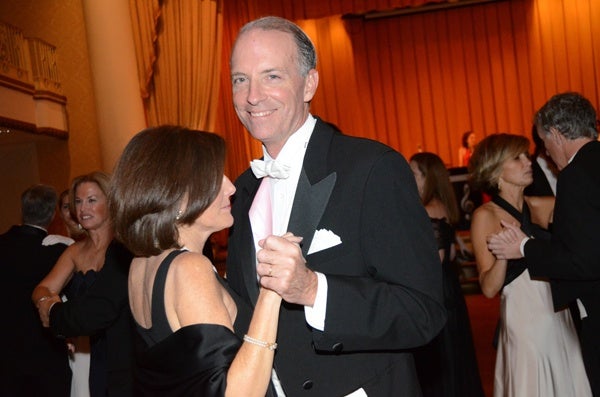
left=489, top=92, right=600, bottom=395
left=226, top=16, right=446, bottom=396
left=36, top=240, right=135, bottom=397
left=0, top=184, right=71, bottom=396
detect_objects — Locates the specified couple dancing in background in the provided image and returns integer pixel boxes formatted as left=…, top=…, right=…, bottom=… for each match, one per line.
left=470, top=92, right=597, bottom=397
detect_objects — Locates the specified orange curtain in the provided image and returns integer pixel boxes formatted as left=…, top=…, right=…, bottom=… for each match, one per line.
left=217, top=0, right=600, bottom=178
left=130, top=0, right=222, bottom=130
left=129, top=0, right=160, bottom=100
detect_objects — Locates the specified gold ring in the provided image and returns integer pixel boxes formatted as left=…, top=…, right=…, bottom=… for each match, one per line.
left=268, top=266, right=273, bottom=277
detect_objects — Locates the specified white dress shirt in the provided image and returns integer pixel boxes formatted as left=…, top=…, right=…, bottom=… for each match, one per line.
left=254, top=114, right=328, bottom=331
left=254, top=116, right=367, bottom=397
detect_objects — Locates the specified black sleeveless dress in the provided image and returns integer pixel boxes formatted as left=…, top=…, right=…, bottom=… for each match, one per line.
left=413, top=218, right=484, bottom=397
left=133, top=250, right=253, bottom=396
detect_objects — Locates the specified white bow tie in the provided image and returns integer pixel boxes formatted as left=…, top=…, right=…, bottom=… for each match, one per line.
left=250, top=159, right=290, bottom=179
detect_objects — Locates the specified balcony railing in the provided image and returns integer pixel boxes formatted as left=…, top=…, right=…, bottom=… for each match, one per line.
left=0, top=21, right=67, bottom=138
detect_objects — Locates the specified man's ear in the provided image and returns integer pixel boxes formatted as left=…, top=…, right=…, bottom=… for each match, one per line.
left=303, top=69, right=319, bottom=103
left=549, top=127, right=564, bottom=143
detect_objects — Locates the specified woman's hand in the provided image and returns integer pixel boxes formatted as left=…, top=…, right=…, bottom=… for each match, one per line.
left=35, top=294, right=62, bottom=327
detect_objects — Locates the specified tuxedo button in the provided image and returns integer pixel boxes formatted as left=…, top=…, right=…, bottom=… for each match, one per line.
left=302, top=379, right=313, bottom=390
left=332, top=342, right=343, bottom=353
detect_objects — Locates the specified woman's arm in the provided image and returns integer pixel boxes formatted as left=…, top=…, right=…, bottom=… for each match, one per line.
left=458, top=147, right=467, bottom=166
left=169, top=252, right=281, bottom=397
left=524, top=195, right=555, bottom=230
left=226, top=288, right=281, bottom=397
left=32, top=243, right=78, bottom=325
left=471, top=206, right=507, bottom=298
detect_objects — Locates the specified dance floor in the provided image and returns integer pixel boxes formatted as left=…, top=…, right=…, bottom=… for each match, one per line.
left=464, top=292, right=501, bottom=397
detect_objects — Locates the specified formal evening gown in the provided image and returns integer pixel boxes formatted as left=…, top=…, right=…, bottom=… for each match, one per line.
left=133, top=250, right=253, bottom=396
left=66, top=270, right=107, bottom=397
left=414, top=218, right=484, bottom=397
left=492, top=196, right=591, bottom=397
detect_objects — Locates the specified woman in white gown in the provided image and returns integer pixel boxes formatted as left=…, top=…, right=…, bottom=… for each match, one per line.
left=469, top=133, right=591, bottom=397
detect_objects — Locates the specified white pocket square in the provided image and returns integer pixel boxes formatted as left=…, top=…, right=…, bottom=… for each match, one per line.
left=307, top=229, right=342, bottom=255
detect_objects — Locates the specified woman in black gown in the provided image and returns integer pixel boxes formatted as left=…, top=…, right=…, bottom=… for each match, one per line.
left=33, top=172, right=131, bottom=396
left=409, top=152, right=484, bottom=397
left=110, top=126, right=298, bottom=396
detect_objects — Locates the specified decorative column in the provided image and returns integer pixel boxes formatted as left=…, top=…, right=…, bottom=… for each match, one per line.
left=81, top=0, right=146, bottom=171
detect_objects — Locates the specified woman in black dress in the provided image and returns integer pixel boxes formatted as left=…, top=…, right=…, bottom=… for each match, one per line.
left=110, top=126, right=298, bottom=396
left=409, top=152, right=484, bottom=397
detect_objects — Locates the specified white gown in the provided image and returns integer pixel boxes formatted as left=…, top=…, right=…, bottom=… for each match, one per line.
left=494, top=269, right=592, bottom=397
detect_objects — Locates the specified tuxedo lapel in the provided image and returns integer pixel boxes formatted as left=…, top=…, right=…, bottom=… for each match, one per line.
left=288, top=169, right=336, bottom=256
left=238, top=180, right=262, bottom=304
left=287, top=119, right=337, bottom=256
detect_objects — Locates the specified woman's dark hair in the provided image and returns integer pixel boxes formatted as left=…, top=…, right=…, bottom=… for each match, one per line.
left=410, top=152, right=460, bottom=225
left=461, top=131, right=474, bottom=148
left=468, top=133, right=529, bottom=196
left=109, top=126, right=225, bottom=257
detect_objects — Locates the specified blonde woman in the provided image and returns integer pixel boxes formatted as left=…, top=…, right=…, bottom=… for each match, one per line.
left=469, top=133, right=590, bottom=397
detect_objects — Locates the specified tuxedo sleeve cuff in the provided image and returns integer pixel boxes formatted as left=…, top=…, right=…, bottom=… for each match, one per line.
left=304, top=272, right=327, bottom=331
left=519, top=237, right=530, bottom=257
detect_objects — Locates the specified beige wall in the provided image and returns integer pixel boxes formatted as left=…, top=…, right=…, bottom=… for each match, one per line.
left=0, top=0, right=102, bottom=232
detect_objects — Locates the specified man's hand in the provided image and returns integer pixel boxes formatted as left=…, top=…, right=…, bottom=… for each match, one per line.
left=256, top=233, right=318, bottom=306
left=487, top=220, right=527, bottom=260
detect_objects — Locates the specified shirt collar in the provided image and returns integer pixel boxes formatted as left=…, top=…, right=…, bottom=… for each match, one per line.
left=263, top=115, right=316, bottom=166
left=24, top=224, right=47, bottom=232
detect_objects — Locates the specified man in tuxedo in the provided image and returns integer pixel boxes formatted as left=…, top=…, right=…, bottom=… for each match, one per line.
left=489, top=92, right=600, bottom=395
left=0, top=184, right=71, bottom=396
left=226, top=16, right=446, bottom=396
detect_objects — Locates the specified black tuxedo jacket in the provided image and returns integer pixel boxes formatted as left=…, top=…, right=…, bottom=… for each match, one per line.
left=0, top=225, right=71, bottom=395
left=525, top=141, right=600, bottom=309
left=50, top=240, right=135, bottom=397
left=525, top=140, right=600, bottom=394
left=227, top=119, right=446, bottom=396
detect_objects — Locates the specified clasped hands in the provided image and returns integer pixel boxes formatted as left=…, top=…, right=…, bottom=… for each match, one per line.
left=486, top=220, right=527, bottom=260
left=256, top=232, right=318, bottom=307
left=35, top=294, right=61, bottom=327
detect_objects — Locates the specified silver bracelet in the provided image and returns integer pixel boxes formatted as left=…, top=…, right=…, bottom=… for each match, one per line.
left=37, top=295, right=52, bottom=305
left=243, top=334, right=278, bottom=350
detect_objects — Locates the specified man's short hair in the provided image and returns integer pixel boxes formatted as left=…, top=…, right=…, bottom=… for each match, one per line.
left=21, top=184, right=58, bottom=227
left=237, top=16, right=317, bottom=76
left=534, top=92, right=599, bottom=140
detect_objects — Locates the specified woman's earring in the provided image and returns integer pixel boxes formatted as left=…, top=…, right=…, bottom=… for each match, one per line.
left=175, top=210, right=183, bottom=221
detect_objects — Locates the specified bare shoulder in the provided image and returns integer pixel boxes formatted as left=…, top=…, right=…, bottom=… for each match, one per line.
left=168, top=251, right=222, bottom=300
left=54, top=241, right=80, bottom=268
left=471, top=203, right=502, bottom=234
left=472, top=202, right=496, bottom=222
left=167, top=251, right=232, bottom=329
left=170, top=251, right=215, bottom=280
